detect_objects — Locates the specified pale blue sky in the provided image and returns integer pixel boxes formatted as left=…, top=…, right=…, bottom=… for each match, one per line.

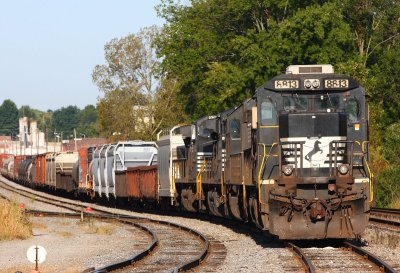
left=0, top=0, right=164, bottom=111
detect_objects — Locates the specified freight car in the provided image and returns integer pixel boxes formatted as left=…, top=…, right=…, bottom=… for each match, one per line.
left=0, top=64, right=372, bottom=240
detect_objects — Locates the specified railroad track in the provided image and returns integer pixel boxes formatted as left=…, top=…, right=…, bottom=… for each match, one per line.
left=3, top=176, right=399, bottom=272
left=287, top=240, right=397, bottom=273
left=0, top=178, right=210, bottom=272
left=370, top=207, right=400, bottom=227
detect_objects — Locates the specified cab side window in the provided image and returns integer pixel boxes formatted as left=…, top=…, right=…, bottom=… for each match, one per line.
left=347, top=98, right=359, bottom=123
left=230, top=119, right=241, bottom=139
left=261, top=100, right=277, bottom=125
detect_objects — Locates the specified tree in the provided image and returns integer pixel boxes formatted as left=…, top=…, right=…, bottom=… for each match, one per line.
left=96, top=89, right=135, bottom=139
left=341, top=0, right=400, bottom=66
left=0, top=99, right=19, bottom=136
left=77, top=105, right=98, bottom=137
left=51, top=106, right=81, bottom=140
left=19, top=105, right=37, bottom=120
left=156, top=0, right=359, bottom=118
left=93, top=26, right=186, bottom=140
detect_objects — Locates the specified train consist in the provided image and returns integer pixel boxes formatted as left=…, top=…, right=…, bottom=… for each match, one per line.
left=0, top=64, right=372, bottom=239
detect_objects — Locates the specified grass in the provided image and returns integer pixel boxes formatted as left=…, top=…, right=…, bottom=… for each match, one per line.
left=56, top=231, right=73, bottom=237
left=0, top=198, right=31, bottom=240
left=56, top=217, right=72, bottom=226
left=31, top=221, right=48, bottom=231
left=392, top=199, right=400, bottom=209
left=79, top=217, right=115, bottom=235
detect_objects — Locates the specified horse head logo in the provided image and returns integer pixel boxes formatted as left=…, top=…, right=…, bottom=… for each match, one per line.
left=305, top=140, right=323, bottom=162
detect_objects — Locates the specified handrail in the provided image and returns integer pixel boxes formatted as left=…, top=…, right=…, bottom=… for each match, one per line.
left=257, top=143, right=266, bottom=204
left=220, top=172, right=225, bottom=201
left=171, top=164, right=177, bottom=199
left=242, top=176, right=246, bottom=205
left=196, top=160, right=207, bottom=200
left=329, top=140, right=363, bottom=177
left=257, top=143, right=278, bottom=205
left=280, top=141, right=304, bottom=177
left=362, top=141, right=374, bottom=203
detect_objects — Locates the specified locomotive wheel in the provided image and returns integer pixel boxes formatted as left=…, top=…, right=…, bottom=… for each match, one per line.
left=181, top=188, right=196, bottom=212
left=249, top=197, right=263, bottom=229
left=89, top=189, right=96, bottom=199
left=207, top=190, right=223, bottom=217
left=228, top=193, right=242, bottom=220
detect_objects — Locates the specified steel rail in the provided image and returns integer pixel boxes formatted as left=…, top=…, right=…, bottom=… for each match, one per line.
left=370, top=207, right=400, bottom=227
left=344, top=241, right=397, bottom=273
left=0, top=182, right=80, bottom=213
left=100, top=214, right=210, bottom=273
left=285, top=242, right=316, bottom=273
left=371, top=207, right=400, bottom=215
left=369, top=216, right=400, bottom=227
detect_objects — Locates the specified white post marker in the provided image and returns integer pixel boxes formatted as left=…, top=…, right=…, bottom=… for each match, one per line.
left=27, top=245, right=47, bottom=271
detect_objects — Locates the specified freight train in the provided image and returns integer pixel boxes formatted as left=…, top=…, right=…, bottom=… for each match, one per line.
left=0, top=64, right=372, bottom=239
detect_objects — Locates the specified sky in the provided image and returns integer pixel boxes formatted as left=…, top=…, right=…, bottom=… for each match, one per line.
left=0, top=0, right=164, bottom=112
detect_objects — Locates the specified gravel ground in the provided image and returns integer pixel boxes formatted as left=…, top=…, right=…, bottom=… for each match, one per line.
left=0, top=216, right=151, bottom=273
left=362, top=224, right=400, bottom=271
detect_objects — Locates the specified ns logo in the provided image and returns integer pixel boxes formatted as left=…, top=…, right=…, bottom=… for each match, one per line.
left=305, top=140, right=323, bottom=162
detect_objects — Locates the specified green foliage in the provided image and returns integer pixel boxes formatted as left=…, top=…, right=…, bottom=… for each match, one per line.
left=382, top=122, right=400, bottom=165
left=19, top=105, right=37, bottom=120
left=0, top=99, right=19, bottom=136
left=370, top=42, right=400, bottom=125
left=51, top=106, right=81, bottom=139
left=77, top=105, right=98, bottom=137
left=375, top=167, right=400, bottom=208
left=96, top=90, right=136, bottom=140
left=156, top=1, right=361, bottom=118
left=0, top=100, right=98, bottom=140
left=51, top=105, right=99, bottom=139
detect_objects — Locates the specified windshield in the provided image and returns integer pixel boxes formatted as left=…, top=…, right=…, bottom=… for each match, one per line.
left=283, top=95, right=308, bottom=111
left=314, top=94, right=340, bottom=112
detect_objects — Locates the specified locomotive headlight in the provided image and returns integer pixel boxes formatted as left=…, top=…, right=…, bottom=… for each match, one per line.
left=282, top=165, right=293, bottom=176
left=304, top=79, right=320, bottom=89
left=312, top=79, right=320, bottom=88
left=338, top=164, right=349, bottom=175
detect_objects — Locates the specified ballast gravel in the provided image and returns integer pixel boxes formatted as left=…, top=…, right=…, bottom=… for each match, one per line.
left=361, top=224, right=400, bottom=271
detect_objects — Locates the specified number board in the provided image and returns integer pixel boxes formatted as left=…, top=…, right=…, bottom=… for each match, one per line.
left=275, top=80, right=299, bottom=89
left=324, top=79, right=349, bottom=89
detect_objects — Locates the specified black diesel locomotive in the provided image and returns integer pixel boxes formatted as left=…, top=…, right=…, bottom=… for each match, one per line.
left=158, top=64, right=372, bottom=239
